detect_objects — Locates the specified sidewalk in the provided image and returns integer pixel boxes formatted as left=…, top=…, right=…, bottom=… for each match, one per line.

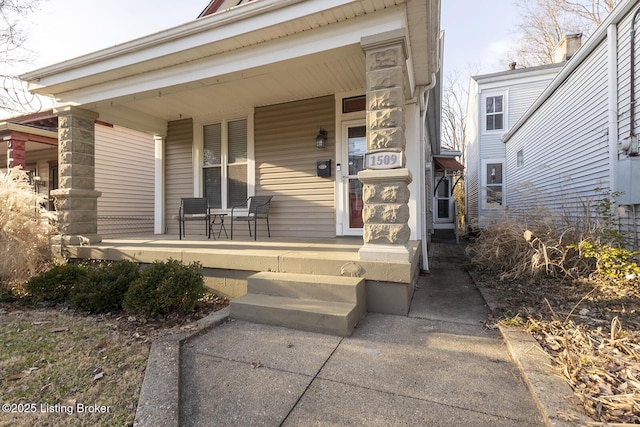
left=134, top=242, right=583, bottom=426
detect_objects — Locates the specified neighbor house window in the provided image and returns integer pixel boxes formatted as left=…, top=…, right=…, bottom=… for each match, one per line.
left=485, top=95, right=504, bottom=131
left=203, top=119, right=248, bottom=209
left=517, top=149, right=524, bottom=168
left=482, top=159, right=504, bottom=208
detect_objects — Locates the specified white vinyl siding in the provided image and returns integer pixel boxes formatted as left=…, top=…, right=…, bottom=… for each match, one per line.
left=467, top=68, right=561, bottom=228
left=505, top=42, right=610, bottom=219
left=464, top=79, right=480, bottom=227
left=254, top=96, right=335, bottom=239
left=165, top=118, right=195, bottom=235
left=95, top=124, right=155, bottom=237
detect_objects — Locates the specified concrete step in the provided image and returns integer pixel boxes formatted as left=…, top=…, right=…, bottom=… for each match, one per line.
left=230, top=272, right=367, bottom=336
left=230, top=294, right=362, bottom=337
left=247, top=271, right=364, bottom=303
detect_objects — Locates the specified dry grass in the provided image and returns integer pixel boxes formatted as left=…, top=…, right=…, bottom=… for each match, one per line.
left=0, top=296, right=228, bottom=427
left=0, top=168, right=56, bottom=290
left=468, top=208, right=640, bottom=423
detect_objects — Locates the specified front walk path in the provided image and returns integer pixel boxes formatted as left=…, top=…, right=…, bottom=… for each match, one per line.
left=173, top=242, right=544, bottom=426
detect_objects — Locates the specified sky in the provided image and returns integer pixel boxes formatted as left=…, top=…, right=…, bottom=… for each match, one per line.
left=4, top=0, right=524, bottom=116
left=441, top=0, right=522, bottom=75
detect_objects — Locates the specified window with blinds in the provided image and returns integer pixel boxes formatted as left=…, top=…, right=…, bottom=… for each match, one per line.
left=203, top=119, right=248, bottom=209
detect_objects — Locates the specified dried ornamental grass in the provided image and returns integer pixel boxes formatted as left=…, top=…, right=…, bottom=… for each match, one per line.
left=467, top=214, right=589, bottom=280
left=0, top=168, right=56, bottom=289
left=529, top=316, right=640, bottom=424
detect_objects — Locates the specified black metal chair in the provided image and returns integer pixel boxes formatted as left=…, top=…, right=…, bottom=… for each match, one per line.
left=178, top=198, right=211, bottom=240
left=230, top=196, right=273, bottom=240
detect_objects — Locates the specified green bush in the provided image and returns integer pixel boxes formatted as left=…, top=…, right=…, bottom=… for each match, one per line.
left=573, top=241, right=640, bottom=278
left=25, top=263, right=87, bottom=303
left=69, top=260, right=139, bottom=313
left=123, top=259, right=205, bottom=317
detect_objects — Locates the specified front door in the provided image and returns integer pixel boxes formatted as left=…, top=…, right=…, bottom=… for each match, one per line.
left=342, top=123, right=366, bottom=235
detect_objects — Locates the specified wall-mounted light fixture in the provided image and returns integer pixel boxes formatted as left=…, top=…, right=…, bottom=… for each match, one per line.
left=316, top=128, right=328, bottom=149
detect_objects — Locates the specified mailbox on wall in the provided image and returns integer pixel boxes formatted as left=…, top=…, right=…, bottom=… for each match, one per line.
left=317, top=160, right=331, bottom=177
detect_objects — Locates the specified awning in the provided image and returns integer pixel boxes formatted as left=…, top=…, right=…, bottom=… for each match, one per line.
left=434, top=157, right=464, bottom=171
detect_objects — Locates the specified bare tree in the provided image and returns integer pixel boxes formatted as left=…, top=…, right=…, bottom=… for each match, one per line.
left=0, top=0, right=45, bottom=115
left=509, top=0, right=618, bottom=67
left=441, top=69, right=471, bottom=165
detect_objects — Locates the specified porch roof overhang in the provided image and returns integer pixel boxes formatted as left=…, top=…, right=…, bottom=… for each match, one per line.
left=21, top=0, right=441, bottom=136
left=0, top=122, right=58, bottom=155
left=433, top=157, right=463, bottom=171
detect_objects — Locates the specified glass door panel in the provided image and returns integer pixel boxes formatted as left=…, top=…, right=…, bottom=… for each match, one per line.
left=347, top=125, right=366, bottom=230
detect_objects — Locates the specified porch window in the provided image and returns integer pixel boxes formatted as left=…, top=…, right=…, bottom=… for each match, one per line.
left=203, top=119, right=248, bottom=209
left=485, top=95, right=504, bottom=131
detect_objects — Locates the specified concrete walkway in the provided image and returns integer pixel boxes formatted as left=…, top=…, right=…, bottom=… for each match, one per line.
left=134, top=242, right=583, bottom=426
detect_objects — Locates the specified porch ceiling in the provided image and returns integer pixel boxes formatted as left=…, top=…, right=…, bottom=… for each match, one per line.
left=93, top=45, right=366, bottom=127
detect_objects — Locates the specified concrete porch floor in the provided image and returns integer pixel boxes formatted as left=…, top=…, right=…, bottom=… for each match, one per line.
left=66, top=235, right=423, bottom=315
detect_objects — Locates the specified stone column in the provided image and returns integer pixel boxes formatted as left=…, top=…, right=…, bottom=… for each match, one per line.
left=5, top=134, right=27, bottom=169
left=358, top=31, right=413, bottom=262
left=51, top=106, right=102, bottom=246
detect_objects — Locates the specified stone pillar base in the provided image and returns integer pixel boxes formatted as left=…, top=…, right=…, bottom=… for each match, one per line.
left=51, top=188, right=102, bottom=246
left=358, top=243, right=413, bottom=263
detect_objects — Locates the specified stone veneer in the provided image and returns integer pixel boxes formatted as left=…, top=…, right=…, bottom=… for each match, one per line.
left=358, top=30, right=413, bottom=262
left=51, top=106, right=102, bottom=247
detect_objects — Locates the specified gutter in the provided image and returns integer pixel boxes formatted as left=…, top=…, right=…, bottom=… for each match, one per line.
left=0, top=122, right=58, bottom=140
left=501, top=0, right=638, bottom=144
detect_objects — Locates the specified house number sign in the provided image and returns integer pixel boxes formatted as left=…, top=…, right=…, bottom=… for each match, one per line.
left=365, top=151, right=402, bottom=169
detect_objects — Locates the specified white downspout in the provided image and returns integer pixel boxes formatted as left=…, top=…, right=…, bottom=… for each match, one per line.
left=420, top=74, right=437, bottom=271
left=608, top=23, right=618, bottom=196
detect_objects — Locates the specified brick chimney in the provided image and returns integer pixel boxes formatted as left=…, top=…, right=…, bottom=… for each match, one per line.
left=553, top=33, right=582, bottom=63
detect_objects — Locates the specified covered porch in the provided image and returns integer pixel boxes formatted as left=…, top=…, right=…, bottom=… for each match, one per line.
left=68, top=235, right=422, bottom=316
left=21, top=0, right=441, bottom=328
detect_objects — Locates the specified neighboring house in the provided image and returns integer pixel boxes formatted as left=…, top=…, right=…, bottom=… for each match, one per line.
left=20, top=0, right=442, bottom=264
left=2, top=110, right=155, bottom=238
left=496, top=0, right=640, bottom=249
left=465, top=57, right=571, bottom=229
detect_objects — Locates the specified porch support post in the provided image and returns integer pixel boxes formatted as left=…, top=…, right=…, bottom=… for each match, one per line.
left=5, top=134, right=27, bottom=169
left=51, top=106, right=102, bottom=246
left=358, top=30, right=413, bottom=262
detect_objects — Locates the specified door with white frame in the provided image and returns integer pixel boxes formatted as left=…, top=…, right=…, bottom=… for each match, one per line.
left=340, top=121, right=366, bottom=235
left=434, top=172, right=453, bottom=224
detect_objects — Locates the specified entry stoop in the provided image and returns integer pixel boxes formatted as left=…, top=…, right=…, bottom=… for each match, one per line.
left=230, top=272, right=366, bottom=336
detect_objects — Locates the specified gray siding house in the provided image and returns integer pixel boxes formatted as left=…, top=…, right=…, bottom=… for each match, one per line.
left=465, top=63, right=564, bottom=229
left=502, top=0, right=640, bottom=247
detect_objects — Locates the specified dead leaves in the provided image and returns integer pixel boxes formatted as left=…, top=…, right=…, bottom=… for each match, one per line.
left=532, top=316, right=640, bottom=424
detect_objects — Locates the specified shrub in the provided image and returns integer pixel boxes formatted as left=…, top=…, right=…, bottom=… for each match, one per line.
left=573, top=241, right=640, bottom=279
left=123, top=259, right=206, bottom=317
left=25, top=263, right=87, bottom=303
left=0, top=168, right=56, bottom=290
left=69, top=260, right=139, bottom=313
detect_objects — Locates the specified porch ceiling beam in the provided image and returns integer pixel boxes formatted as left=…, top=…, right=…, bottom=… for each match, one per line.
left=92, top=106, right=168, bottom=136
left=53, top=9, right=406, bottom=107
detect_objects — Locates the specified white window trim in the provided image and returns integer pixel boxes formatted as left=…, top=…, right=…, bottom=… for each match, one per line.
left=194, top=109, right=255, bottom=212
left=335, top=91, right=366, bottom=236
left=481, top=91, right=508, bottom=135
left=480, top=158, right=505, bottom=209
